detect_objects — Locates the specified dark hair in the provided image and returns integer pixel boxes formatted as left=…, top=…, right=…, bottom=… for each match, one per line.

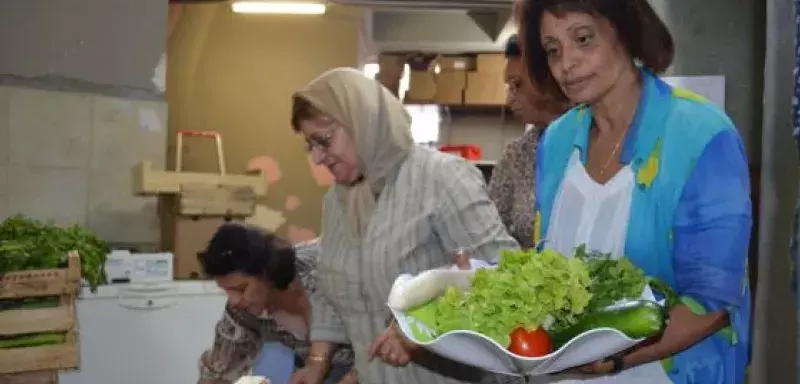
left=291, top=96, right=323, bottom=132
left=199, top=222, right=297, bottom=290
left=504, top=34, right=521, bottom=59
left=522, top=0, right=674, bottom=98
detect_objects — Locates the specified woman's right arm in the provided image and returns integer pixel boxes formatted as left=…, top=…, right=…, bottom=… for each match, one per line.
left=291, top=292, right=348, bottom=383
left=308, top=288, right=349, bottom=351
left=198, top=306, right=262, bottom=383
left=307, top=198, right=350, bottom=359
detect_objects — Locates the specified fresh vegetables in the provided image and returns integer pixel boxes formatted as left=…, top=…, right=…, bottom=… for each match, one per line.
left=575, top=245, right=647, bottom=309
left=0, top=297, right=60, bottom=311
left=0, top=333, right=66, bottom=349
left=397, top=244, right=675, bottom=359
left=0, top=215, right=109, bottom=290
left=433, top=248, right=592, bottom=347
left=405, top=297, right=440, bottom=342
left=508, top=327, right=553, bottom=357
left=549, top=300, right=667, bottom=349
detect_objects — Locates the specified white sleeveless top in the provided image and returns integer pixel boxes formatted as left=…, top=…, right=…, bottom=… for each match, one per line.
left=531, top=150, right=673, bottom=384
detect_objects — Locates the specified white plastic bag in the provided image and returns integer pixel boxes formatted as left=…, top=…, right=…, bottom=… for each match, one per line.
left=234, top=376, right=270, bottom=384
left=387, top=259, right=491, bottom=310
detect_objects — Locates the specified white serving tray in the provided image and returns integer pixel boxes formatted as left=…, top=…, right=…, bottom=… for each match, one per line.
left=388, top=269, right=657, bottom=376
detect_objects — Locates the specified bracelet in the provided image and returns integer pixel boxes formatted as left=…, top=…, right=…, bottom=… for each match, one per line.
left=606, top=353, right=625, bottom=374
left=307, top=354, right=329, bottom=365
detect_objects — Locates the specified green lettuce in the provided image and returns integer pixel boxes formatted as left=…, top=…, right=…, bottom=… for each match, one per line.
left=432, top=248, right=592, bottom=347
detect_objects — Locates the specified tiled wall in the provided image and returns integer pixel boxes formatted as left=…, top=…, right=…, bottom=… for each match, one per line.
left=0, top=85, right=166, bottom=247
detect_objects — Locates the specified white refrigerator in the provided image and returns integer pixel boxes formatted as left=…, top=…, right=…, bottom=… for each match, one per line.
left=58, top=281, right=227, bottom=384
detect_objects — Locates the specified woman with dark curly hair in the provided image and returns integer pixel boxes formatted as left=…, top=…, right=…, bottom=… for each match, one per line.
left=488, top=33, right=570, bottom=249
left=521, top=0, right=751, bottom=383
left=197, top=224, right=354, bottom=384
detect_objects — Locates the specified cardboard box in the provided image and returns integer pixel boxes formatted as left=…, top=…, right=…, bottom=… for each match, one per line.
left=378, top=54, right=406, bottom=75
left=406, top=71, right=437, bottom=102
left=158, top=194, right=246, bottom=280
left=434, top=88, right=464, bottom=105
left=376, top=71, right=401, bottom=96
left=437, top=56, right=476, bottom=71
left=407, top=54, right=439, bottom=72
left=172, top=216, right=237, bottom=279
left=465, top=72, right=507, bottom=105
left=434, top=70, right=467, bottom=104
left=475, top=54, right=507, bottom=73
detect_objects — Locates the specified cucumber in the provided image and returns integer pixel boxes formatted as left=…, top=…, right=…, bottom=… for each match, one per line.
left=550, top=300, right=667, bottom=349
left=0, top=333, right=66, bottom=349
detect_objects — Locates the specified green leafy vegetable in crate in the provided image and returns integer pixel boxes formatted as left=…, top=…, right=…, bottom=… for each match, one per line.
left=0, top=333, right=66, bottom=349
left=0, top=215, right=109, bottom=290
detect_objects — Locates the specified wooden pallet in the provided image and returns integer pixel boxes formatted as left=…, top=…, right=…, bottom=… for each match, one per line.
left=0, top=370, right=58, bottom=384
left=0, top=252, right=81, bottom=374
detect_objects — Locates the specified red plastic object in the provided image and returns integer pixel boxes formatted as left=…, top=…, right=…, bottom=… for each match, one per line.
left=439, top=145, right=482, bottom=160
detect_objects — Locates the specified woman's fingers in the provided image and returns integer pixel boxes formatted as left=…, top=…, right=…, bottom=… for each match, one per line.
left=382, top=338, right=410, bottom=366
left=370, top=332, right=412, bottom=366
left=576, top=359, right=613, bottom=375
left=379, top=337, right=395, bottom=358
left=452, top=249, right=471, bottom=270
left=367, top=331, right=389, bottom=361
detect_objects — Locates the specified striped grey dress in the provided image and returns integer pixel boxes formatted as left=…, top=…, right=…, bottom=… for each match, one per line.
left=311, top=146, right=521, bottom=384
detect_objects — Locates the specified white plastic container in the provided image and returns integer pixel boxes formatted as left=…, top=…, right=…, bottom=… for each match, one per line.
left=388, top=269, right=657, bottom=376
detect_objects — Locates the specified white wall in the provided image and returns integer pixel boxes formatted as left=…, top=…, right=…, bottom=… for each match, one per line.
left=0, top=86, right=166, bottom=246
left=0, top=0, right=166, bottom=93
left=0, top=0, right=168, bottom=249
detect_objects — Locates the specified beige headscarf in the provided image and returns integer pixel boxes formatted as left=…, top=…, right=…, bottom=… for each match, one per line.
left=293, top=68, right=413, bottom=238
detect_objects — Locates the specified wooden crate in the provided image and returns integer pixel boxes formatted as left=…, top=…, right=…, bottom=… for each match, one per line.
left=0, top=370, right=58, bottom=384
left=0, top=252, right=81, bottom=374
left=178, top=183, right=257, bottom=216
left=0, top=252, right=81, bottom=299
left=132, top=160, right=268, bottom=197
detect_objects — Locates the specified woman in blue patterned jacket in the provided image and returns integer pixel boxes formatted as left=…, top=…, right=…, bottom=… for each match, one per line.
left=520, top=0, right=752, bottom=383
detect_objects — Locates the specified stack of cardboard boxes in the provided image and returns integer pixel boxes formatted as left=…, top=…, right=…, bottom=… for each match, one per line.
left=464, top=54, right=508, bottom=105
left=432, top=56, right=474, bottom=105
left=376, top=55, right=406, bottom=97
left=404, top=55, right=438, bottom=102
left=380, top=53, right=507, bottom=106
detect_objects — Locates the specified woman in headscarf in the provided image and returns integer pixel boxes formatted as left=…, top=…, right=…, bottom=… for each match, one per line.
left=489, top=34, right=571, bottom=249
left=287, top=68, right=519, bottom=384
left=521, top=0, right=751, bottom=382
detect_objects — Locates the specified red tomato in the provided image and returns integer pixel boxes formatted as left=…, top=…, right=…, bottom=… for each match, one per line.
left=507, top=327, right=553, bottom=357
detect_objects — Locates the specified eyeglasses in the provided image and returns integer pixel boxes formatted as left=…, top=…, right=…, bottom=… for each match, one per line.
left=304, top=126, right=338, bottom=153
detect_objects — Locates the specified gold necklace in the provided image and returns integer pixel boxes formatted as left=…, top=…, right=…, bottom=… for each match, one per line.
left=598, top=130, right=627, bottom=178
